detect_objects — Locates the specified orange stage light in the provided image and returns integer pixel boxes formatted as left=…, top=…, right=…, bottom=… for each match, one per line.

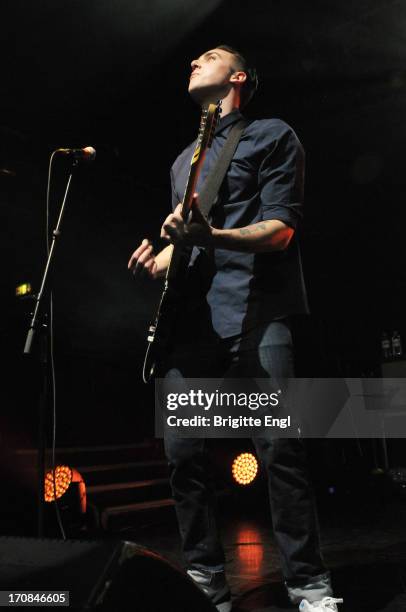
left=232, top=452, right=258, bottom=485
left=44, top=465, right=86, bottom=513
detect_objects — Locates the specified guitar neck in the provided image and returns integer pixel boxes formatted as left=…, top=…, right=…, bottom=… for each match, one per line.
left=181, top=144, right=208, bottom=218
left=165, top=102, right=220, bottom=282
left=166, top=149, right=207, bottom=282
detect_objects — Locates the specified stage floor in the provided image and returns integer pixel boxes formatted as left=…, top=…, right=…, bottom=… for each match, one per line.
left=118, top=492, right=406, bottom=612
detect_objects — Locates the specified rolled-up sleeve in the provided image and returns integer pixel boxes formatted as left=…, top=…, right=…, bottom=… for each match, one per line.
left=259, top=127, right=305, bottom=229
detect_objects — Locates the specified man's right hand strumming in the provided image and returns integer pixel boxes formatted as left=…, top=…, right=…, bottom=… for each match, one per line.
left=128, top=239, right=172, bottom=280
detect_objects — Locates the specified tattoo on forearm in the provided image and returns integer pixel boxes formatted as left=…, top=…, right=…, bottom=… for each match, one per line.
left=239, top=222, right=268, bottom=236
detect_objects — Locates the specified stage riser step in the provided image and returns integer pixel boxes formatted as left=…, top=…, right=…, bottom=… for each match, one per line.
left=88, top=481, right=171, bottom=507
left=13, top=443, right=165, bottom=468
left=100, top=499, right=176, bottom=532
left=78, top=462, right=169, bottom=485
left=56, top=446, right=164, bottom=465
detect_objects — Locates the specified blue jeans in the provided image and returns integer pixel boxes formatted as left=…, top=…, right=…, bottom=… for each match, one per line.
left=162, top=319, right=332, bottom=603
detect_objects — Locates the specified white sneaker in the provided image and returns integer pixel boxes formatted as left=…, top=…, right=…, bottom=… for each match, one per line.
left=187, top=568, right=232, bottom=612
left=299, top=597, right=343, bottom=612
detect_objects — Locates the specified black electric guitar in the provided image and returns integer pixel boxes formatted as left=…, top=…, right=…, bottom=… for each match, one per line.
left=143, top=102, right=221, bottom=383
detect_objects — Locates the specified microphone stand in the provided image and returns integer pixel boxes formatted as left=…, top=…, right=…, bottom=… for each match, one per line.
left=24, top=159, right=78, bottom=537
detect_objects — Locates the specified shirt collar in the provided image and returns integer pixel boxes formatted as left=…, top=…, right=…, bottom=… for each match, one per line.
left=214, top=108, right=244, bottom=135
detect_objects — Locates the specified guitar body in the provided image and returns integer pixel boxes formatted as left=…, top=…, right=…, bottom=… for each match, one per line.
left=143, top=103, right=221, bottom=383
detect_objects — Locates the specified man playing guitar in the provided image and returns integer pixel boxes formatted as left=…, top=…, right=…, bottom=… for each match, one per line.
left=128, top=45, right=342, bottom=612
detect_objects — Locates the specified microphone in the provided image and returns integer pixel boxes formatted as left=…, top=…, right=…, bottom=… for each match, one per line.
left=55, top=146, right=96, bottom=161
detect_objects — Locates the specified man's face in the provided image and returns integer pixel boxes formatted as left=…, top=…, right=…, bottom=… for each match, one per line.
left=188, top=48, right=237, bottom=103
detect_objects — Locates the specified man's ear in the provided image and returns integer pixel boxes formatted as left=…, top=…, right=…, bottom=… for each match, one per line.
left=230, top=71, right=247, bottom=85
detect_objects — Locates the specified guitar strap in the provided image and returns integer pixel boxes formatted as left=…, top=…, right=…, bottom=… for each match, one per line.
left=197, top=118, right=247, bottom=219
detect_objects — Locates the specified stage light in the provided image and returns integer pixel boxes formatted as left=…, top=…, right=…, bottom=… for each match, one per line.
left=15, top=283, right=32, bottom=297
left=44, top=466, right=86, bottom=513
left=232, top=453, right=258, bottom=485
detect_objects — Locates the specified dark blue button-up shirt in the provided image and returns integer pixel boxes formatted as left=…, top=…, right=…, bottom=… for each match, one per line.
left=170, top=109, right=309, bottom=340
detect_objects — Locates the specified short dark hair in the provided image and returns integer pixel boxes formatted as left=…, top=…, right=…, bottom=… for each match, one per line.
left=215, top=44, right=258, bottom=108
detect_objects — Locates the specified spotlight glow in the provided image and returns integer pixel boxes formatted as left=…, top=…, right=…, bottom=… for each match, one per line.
left=15, top=283, right=32, bottom=297
left=232, top=453, right=258, bottom=485
left=44, top=465, right=72, bottom=502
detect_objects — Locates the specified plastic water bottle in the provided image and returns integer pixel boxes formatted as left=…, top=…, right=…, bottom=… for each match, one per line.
left=391, top=331, right=403, bottom=357
left=381, top=332, right=391, bottom=360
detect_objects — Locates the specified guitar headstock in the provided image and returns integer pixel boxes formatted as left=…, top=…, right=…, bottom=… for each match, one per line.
left=197, top=100, right=222, bottom=151
left=184, top=100, right=221, bottom=211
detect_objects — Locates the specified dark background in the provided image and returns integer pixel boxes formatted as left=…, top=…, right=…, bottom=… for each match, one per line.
left=2, top=0, right=406, bottom=448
